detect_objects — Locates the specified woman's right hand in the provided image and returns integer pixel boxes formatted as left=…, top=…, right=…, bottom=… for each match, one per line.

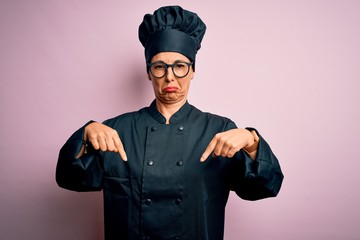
left=82, top=122, right=128, bottom=161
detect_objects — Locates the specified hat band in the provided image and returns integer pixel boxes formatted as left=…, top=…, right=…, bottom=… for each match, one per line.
left=145, top=29, right=197, bottom=63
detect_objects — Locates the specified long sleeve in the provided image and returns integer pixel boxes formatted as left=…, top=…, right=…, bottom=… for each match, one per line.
left=56, top=122, right=104, bottom=192
left=230, top=129, right=284, bottom=201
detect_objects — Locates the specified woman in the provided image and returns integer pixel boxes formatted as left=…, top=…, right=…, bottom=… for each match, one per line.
left=56, top=6, right=283, bottom=240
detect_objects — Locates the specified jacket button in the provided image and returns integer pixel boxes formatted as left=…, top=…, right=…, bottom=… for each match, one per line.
left=175, top=199, right=182, bottom=205
left=151, top=126, right=157, bottom=131
left=147, top=160, right=154, bottom=166
left=145, top=199, right=152, bottom=205
left=178, top=125, right=184, bottom=131
left=176, top=161, right=183, bottom=166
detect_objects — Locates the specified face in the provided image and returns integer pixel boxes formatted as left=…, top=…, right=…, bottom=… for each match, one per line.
left=148, top=52, right=194, bottom=105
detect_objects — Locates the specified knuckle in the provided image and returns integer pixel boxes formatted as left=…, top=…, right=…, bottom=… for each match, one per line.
left=214, top=133, right=222, bottom=139
left=87, top=132, right=97, bottom=140
left=96, top=132, right=106, bottom=139
left=228, top=142, right=236, bottom=149
left=110, top=129, right=118, bottom=136
left=87, top=139, right=97, bottom=147
left=106, top=142, right=115, bottom=151
left=219, top=138, right=226, bottom=144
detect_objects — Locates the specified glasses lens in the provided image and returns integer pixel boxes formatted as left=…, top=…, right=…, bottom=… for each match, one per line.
left=173, top=62, right=190, bottom=78
left=150, top=62, right=166, bottom=78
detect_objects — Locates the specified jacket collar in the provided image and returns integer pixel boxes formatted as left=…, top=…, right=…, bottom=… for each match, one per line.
left=148, top=100, right=192, bottom=124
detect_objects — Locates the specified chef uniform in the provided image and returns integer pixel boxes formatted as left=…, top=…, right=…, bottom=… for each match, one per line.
left=56, top=6, right=283, bottom=240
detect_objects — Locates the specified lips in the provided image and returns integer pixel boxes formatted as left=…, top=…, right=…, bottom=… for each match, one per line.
left=163, top=86, right=178, bottom=92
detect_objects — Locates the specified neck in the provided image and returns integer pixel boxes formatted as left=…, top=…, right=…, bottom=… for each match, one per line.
left=156, top=99, right=186, bottom=124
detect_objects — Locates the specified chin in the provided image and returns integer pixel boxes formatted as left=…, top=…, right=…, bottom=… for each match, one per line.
left=160, top=97, right=184, bottom=104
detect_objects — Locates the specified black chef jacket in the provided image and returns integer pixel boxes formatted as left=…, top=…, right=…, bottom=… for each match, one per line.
left=56, top=100, right=283, bottom=240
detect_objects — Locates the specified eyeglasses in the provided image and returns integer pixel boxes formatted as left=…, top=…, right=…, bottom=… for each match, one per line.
left=147, top=61, right=193, bottom=78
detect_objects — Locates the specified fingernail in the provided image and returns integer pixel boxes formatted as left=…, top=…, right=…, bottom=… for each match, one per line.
left=121, top=154, right=128, bottom=161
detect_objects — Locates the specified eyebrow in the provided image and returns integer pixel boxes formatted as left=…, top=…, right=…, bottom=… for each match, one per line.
left=152, top=59, right=188, bottom=64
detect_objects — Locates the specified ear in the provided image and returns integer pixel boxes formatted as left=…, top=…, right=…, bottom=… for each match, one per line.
left=147, top=73, right=152, bottom=81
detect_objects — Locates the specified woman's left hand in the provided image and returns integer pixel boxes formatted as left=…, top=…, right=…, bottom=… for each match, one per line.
left=200, top=128, right=257, bottom=162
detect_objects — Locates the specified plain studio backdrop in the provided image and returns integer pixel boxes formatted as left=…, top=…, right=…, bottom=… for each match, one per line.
left=1, top=0, right=359, bottom=239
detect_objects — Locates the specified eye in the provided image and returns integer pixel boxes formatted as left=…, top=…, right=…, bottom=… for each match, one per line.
left=153, top=63, right=166, bottom=70
left=174, top=63, right=186, bottom=69
left=154, top=64, right=165, bottom=69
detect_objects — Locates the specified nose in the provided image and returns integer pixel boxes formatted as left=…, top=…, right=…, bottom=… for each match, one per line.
left=165, top=66, right=175, bottom=82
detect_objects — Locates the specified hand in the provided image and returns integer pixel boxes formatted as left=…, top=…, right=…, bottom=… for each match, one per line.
left=84, top=122, right=128, bottom=161
left=200, top=128, right=256, bottom=162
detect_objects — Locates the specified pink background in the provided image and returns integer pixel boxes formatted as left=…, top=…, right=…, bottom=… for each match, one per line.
left=1, top=0, right=359, bottom=239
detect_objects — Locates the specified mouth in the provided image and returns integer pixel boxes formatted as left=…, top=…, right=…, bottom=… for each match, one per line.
left=163, top=86, right=178, bottom=92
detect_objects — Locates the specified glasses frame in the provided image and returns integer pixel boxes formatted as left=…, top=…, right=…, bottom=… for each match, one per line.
left=147, top=61, right=193, bottom=79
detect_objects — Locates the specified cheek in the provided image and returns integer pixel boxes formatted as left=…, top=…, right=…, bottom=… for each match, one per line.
left=151, top=79, right=162, bottom=92
left=151, top=80, right=158, bottom=90
left=180, top=79, right=191, bottom=91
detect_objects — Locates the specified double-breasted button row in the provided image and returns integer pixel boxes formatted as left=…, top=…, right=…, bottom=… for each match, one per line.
left=143, top=198, right=182, bottom=206
left=146, top=160, right=182, bottom=166
left=150, top=126, right=184, bottom=131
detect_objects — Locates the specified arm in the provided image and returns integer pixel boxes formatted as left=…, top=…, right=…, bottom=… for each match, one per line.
left=231, top=129, right=284, bottom=200
left=56, top=121, right=127, bottom=192
left=56, top=121, right=104, bottom=191
left=200, top=126, right=283, bottom=201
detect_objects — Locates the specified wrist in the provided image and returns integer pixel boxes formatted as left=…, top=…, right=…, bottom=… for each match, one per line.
left=243, top=130, right=259, bottom=154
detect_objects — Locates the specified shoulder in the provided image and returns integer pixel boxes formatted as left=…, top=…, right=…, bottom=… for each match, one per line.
left=188, top=103, right=236, bottom=129
left=102, top=106, right=148, bottom=128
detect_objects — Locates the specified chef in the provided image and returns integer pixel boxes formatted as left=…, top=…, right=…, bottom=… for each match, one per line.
left=56, top=5, right=283, bottom=240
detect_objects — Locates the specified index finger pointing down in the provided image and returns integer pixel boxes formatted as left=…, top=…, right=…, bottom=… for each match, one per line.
left=114, top=136, right=128, bottom=161
left=200, top=138, right=217, bottom=162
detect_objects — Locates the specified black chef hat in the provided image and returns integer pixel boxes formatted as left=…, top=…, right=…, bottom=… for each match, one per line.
left=138, top=5, right=206, bottom=71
